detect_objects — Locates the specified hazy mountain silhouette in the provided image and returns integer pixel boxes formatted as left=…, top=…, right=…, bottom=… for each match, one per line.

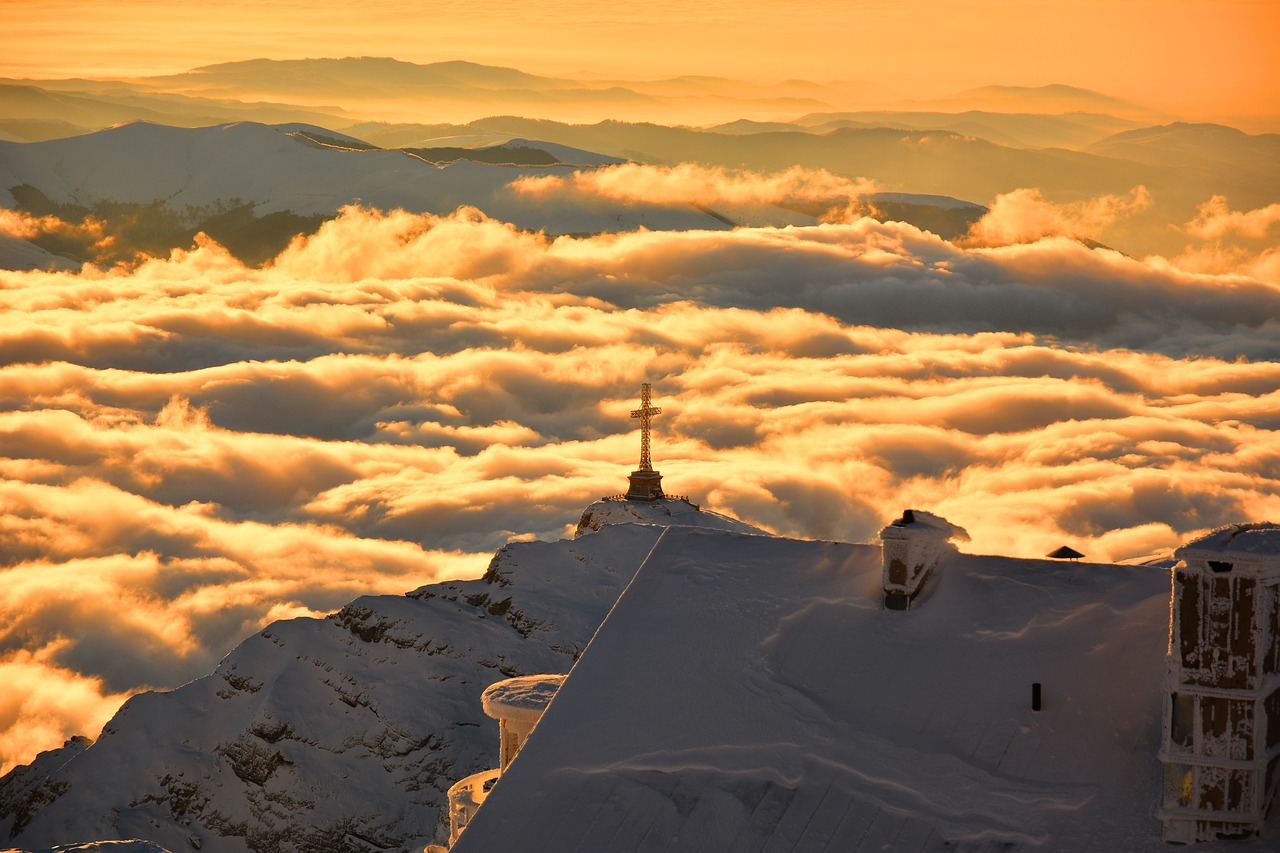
left=148, top=57, right=581, bottom=95
left=787, top=109, right=1142, bottom=149
left=1089, top=122, right=1280, bottom=176
left=343, top=116, right=1278, bottom=257
left=7, top=58, right=859, bottom=125
left=0, top=81, right=351, bottom=140
left=901, top=83, right=1170, bottom=121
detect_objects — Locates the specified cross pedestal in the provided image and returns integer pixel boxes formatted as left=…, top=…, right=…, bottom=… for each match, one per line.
left=626, top=469, right=665, bottom=501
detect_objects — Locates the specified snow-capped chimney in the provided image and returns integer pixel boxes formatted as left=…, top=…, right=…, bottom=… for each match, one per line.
left=1158, top=522, right=1280, bottom=844
left=879, top=509, right=967, bottom=610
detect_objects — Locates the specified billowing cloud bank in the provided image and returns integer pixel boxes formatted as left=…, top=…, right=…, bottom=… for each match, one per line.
left=2, top=206, right=1279, bottom=773
left=512, top=163, right=879, bottom=207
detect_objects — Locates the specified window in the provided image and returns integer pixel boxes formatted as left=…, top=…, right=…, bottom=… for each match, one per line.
left=1170, top=693, right=1194, bottom=748
left=1163, top=763, right=1193, bottom=809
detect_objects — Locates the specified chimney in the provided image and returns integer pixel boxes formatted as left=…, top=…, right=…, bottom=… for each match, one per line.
left=879, top=509, right=967, bottom=610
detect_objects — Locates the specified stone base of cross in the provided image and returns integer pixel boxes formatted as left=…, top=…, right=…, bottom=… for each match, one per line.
left=626, top=469, right=665, bottom=501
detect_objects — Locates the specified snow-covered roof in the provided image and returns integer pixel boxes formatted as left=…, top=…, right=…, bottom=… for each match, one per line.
left=1176, top=522, right=1280, bottom=557
left=879, top=508, right=970, bottom=541
left=480, top=674, right=566, bottom=722
left=452, top=526, right=1279, bottom=851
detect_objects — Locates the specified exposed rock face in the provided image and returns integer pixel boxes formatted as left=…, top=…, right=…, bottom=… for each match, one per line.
left=0, top=522, right=669, bottom=853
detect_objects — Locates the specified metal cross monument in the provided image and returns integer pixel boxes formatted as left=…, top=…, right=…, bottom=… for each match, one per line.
left=630, top=383, right=662, bottom=472
left=625, top=383, right=666, bottom=500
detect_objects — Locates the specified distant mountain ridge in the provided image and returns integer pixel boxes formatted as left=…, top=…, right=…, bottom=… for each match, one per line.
left=0, top=121, right=770, bottom=266
left=1, top=120, right=1006, bottom=269
left=0, top=81, right=352, bottom=141
left=902, top=83, right=1170, bottom=121
left=159, top=57, right=582, bottom=95
left=5, top=113, right=1277, bottom=266
left=3, top=58, right=1191, bottom=132
left=106, top=57, right=843, bottom=126
left=1088, top=121, right=1280, bottom=179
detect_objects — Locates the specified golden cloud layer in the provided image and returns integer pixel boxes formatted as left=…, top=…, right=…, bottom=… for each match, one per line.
left=962, top=186, right=1153, bottom=247
left=512, top=163, right=879, bottom=208
left=2, top=206, right=1279, bottom=773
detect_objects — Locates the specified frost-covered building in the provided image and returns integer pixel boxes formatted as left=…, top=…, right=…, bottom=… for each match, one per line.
left=1160, top=523, right=1280, bottom=843
left=448, top=519, right=1280, bottom=851
left=440, top=674, right=565, bottom=848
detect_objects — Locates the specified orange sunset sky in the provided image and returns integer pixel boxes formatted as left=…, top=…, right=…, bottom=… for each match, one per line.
left=1, top=0, right=1277, bottom=121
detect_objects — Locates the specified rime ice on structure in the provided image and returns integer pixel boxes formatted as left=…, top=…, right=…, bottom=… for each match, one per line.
left=625, top=382, right=665, bottom=501
left=1159, top=522, right=1280, bottom=843
left=879, top=508, right=969, bottom=610
left=481, top=675, right=566, bottom=772
left=439, top=674, right=565, bottom=849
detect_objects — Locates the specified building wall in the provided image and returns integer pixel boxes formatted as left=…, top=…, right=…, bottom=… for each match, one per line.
left=1160, top=542, right=1280, bottom=843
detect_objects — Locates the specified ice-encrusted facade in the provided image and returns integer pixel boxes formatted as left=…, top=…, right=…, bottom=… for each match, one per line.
left=480, top=674, right=567, bottom=772
left=879, top=509, right=968, bottom=610
left=437, top=674, right=565, bottom=850
left=1159, top=523, right=1280, bottom=843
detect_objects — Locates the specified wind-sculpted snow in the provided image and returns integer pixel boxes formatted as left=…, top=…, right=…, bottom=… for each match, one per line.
left=0, top=521, right=687, bottom=852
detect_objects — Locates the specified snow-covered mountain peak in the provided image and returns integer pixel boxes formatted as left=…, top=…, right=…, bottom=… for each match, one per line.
left=574, top=496, right=771, bottom=538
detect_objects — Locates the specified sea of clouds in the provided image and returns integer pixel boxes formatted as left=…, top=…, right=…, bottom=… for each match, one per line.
left=2, top=201, right=1278, bottom=774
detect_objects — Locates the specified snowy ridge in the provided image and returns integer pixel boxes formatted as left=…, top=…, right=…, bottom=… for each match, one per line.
left=574, top=496, right=769, bottom=537
left=0, top=121, right=741, bottom=235
left=867, top=191, right=986, bottom=211
left=477, top=138, right=625, bottom=167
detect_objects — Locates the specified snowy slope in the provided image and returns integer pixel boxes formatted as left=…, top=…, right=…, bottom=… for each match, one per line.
left=0, top=503, right=767, bottom=853
left=574, top=497, right=769, bottom=537
left=0, top=235, right=78, bottom=271
left=866, top=191, right=985, bottom=211
left=0, top=121, right=735, bottom=235
left=478, top=138, right=625, bottom=167
left=453, top=526, right=1278, bottom=852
